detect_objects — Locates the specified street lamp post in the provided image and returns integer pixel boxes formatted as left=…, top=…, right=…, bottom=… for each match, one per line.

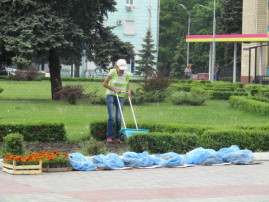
left=180, top=4, right=190, bottom=66
left=212, top=0, right=216, bottom=83
left=200, top=1, right=216, bottom=83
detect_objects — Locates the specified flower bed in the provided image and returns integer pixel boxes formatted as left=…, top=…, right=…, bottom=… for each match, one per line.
left=2, top=160, right=42, bottom=175
left=2, top=151, right=71, bottom=174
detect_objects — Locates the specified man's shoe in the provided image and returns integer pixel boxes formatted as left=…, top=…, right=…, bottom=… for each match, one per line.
left=107, top=137, right=113, bottom=142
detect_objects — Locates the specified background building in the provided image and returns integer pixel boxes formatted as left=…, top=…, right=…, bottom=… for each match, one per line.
left=241, top=0, right=269, bottom=84
left=35, top=0, right=160, bottom=78
left=82, top=0, right=160, bottom=78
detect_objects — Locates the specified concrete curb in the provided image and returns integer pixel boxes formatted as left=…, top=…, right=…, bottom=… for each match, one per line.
left=253, top=152, right=269, bottom=161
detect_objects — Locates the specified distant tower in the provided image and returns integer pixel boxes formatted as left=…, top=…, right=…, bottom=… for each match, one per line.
left=241, top=0, right=268, bottom=83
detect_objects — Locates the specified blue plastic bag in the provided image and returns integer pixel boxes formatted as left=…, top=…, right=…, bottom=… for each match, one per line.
left=222, top=150, right=254, bottom=164
left=184, top=147, right=223, bottom=165
left=122, top=151, right=154, bottom=167
left=217, top=145, right=240, bottom=161
left=68, top=152, right=96, bottom=171
left=92, top=153, right=125, bottom=169
left=151, top=152, right=183, bottom=167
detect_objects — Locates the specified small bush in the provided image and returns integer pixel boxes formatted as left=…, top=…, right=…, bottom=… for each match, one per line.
left=3, top=133, right=26, bottom=155
left=9, top=66, right=38, bottom=81
left=140, top=71, right=171, bottom=92
left=169, top=92, right=207, bottom=106
left=125, top=89, right=146, bottom=105
left=0, top=88, right=3, bottom=93
left=80, top=138, right=107, bottom=155
left=58, top=84, right=88, bottom=104
left=90, top=120, right=108, bottom=141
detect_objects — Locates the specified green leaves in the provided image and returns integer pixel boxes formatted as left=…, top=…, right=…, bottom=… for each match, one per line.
left=134, top=30, right=157, bottom=79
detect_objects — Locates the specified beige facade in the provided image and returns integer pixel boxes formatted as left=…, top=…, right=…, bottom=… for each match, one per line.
left=241, top=0, right=268, bottom=83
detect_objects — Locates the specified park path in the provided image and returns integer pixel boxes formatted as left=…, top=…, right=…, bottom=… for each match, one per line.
left=0, top=159, right=269, bottom=202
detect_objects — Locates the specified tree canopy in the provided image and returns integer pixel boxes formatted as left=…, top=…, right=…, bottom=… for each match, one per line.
left=159, top=0, right=242, bottom=79
left=135, top=30, right=157, bottom=79
left=0, top=0, right=133, bottom=99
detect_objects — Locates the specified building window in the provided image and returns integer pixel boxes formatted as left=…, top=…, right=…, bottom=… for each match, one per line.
left=126, top=0, right=133, bottom=5
left=125, top=19, right=135, bottom=35
left=126, top=0, right=134, bottom=11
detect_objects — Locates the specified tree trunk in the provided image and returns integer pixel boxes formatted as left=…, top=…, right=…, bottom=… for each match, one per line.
left=74, top=64, right=80, bottom=77
left=49, top=49, right=62, bottom=100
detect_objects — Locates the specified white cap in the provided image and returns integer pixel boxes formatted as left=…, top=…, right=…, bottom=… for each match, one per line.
left=116, top=59, right=128, bottom=70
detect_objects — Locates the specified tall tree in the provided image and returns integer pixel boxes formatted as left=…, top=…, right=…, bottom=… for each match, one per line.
left=220, top=0, right=242, bottom=73
left=159, top=0, right=224, bottom=77
left=135, top=30, right=157, bottom=79
left=0, top=0, right=132, bottom=100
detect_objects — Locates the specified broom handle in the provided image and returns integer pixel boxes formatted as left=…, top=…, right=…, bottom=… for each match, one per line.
left=116, top=93, right=126, bottom=129
left=128, top=95, right=138, bottom=130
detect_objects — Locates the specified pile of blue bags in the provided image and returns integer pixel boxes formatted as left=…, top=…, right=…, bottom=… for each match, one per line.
left=184, top=145, right=254, bottom=165
left=68, top=145, right=254, bottom=171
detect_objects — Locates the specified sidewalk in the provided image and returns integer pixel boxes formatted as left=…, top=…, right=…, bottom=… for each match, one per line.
left=0, top=157, right=269, bottom=202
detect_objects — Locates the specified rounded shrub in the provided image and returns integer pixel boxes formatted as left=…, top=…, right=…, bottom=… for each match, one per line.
left=3, top=133, right=26, bottom=155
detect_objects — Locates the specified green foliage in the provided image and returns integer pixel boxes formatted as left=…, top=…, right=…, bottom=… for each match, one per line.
left=90, top=120, right=214, bottom=141
left=135, top=30, right=157, bottom=78
left=42, top=154, right=71, bottom=166
left=264, top=92, right=269, bottom=98
left=140, top=71, right=171, bottom=92
left=211, top=91, right=247, bottom=100
left=220, top=0, right=242, bottom=69
left=127, top=132, right=199, bottom=154
left=169, top=92, right=207, bottom=106
left=125, top=90, right=146, bottom=105
left=190, top=86, right=206, bottom=94
left=248, top=96, right=269, bottom=104
left=80, top=138, right=107, bottom=156
left=229, top=96, right=269, bottom=115
left=0, top=87, right=3, bottom=93
left=86, top=27, right=134, bottom=72
left=0, top=0, right=132, bottom=99
left=143, top=89, right=172, bottom=103
left=0, top=123, right=66, bottom=142
left=3, top=133, right=26, bottom=155
left=235, top=125, right=269, bottom=131
left=200, top=129, right=269, bottom=151
left=90, top=120, right=108, bottom=141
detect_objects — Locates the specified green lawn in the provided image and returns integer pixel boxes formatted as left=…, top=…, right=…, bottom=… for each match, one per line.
left=0, top=80, right=106, bottom=99
left=0, top=80, right=268, bottom=142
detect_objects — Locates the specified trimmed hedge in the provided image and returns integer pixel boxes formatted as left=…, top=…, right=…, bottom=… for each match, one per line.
left=0, top=123, right=66, bottom=142
left=235, top=125, right=269, bottom=131
left=90, top=120, right=269, bottom=152
left=90, top=120, right=214, bottom=141
left=200, top=129, right=269, bottom=151
left=90, top=120, right=108, bottom=141
left=229, top=96, right=269, bottom=115
left=211, top=91, right=248, bottom=100
left=127, top=132, right=199, bottom=154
